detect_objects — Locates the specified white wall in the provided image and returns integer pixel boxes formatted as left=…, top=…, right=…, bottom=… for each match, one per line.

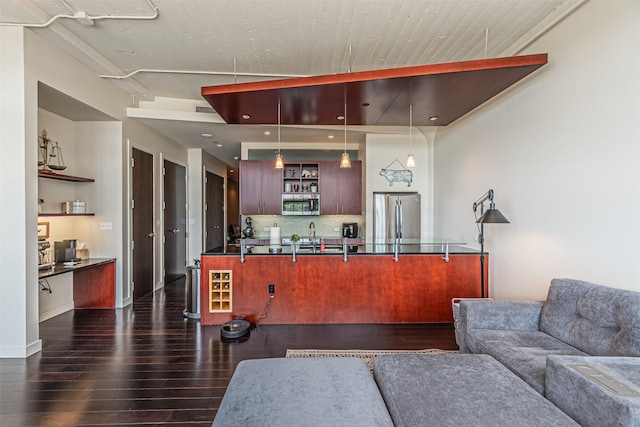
left=0, top=27, right=40, bottom=357
left=433, top=0, right=640, bottom=300
left=1, top=27, right=190, bottom=356
left=38, top=274, right=73, bottom=321
left=364, top=130, right=435, bottom=241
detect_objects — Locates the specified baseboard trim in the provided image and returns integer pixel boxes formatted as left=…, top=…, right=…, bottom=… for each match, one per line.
left=39, top=302, right=74, bottom=322
left=0, top=338, right=42, bottom=358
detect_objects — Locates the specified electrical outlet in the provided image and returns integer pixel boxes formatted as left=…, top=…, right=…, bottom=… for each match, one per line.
left=333, top=227, right=340, bottom=232
left=268, top=283, right=275, bottom=294
left=100, top=222, right=113, bottom=230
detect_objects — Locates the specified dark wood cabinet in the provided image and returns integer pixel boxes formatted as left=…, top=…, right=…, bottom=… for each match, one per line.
left=319, top=160, right=362, bottom=214
left=239, top=160, right=282, bottom=214
left=240, top=159, right=362, bottom=215
left=339, top=160, right=362, bottom=214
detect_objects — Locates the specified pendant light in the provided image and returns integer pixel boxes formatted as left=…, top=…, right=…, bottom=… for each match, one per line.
left=274, top=101, right=284, bottom=169
left=340, top=102, right=351, bottom=168
left=406, top=104, right=416, bottom=168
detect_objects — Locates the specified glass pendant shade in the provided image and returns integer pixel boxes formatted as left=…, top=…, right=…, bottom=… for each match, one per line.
left=340, top=152, right=351, bottom=168
left=406, top=154, right=416, bottom=168
left=339, top=101, right=351, bottom=168
left=406, top=104, right=416, bottom=168
left=274, top=101, right=284, bottom=169
left=274, top=153, right=284, bottom=169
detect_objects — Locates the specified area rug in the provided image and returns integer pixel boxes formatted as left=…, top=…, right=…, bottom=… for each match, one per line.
left=285, top=348, right=457, bottom=373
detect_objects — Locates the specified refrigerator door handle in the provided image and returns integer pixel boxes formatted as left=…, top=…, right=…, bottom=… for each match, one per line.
left=394, top=201, right=399, bottom=238
left=396, top=200, right=403, bottom=238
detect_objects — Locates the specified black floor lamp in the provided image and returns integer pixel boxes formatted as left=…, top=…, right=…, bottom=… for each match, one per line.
left=473, top=189, right=510, bottom=298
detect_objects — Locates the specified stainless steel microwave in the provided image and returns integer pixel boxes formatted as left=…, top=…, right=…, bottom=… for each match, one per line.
left=282, top=194, right=320, bottom=215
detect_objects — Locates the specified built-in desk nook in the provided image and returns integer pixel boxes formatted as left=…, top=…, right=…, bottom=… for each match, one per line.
left=200, top=240, right=487, bottom=325
left=38, top=258, right=116, bottom=321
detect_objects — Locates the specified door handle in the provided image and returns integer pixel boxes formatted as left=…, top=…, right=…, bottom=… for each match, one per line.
left=172, top=228, right=180, bottom=234
left=148, top=232, right=155, bottom=238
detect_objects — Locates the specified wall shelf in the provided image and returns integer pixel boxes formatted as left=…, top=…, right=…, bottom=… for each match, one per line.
left=38, top=170, right=95, bottom=182
left=38, top=213, right=95, bottom=217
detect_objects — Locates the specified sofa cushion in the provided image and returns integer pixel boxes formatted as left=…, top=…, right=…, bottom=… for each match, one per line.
left=212, top=357, right=393, bottom=427
left=467, top=329, right=588, bottom=394
left=373, top=354, right=578, bottom=427
left=540, top=278, right=640, bottom=356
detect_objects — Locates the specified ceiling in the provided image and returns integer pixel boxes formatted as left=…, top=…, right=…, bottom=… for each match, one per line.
left=1, top=0, right=584, bottom=171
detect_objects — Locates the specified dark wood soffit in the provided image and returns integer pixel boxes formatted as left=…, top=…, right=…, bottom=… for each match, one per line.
left=201, top=54, right=548, bottom=127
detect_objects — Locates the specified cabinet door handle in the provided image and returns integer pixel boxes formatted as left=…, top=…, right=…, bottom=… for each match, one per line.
left=172, top=228, right=180, bottom=234
left=148, top=232, right=155, bottom=238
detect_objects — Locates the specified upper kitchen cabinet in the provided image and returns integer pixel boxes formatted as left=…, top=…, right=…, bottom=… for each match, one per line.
left=239, top=160, right=282, bottom=215
left=319, top=160, right=362, bottom=215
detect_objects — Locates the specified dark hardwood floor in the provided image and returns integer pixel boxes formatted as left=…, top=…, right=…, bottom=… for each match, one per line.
left=0, top=278, right=457, bottom=426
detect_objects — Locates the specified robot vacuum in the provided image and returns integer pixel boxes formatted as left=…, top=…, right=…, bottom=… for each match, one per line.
left=221, top=318, right=251, bottom=339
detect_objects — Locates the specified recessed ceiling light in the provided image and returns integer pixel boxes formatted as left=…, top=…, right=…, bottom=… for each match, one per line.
left=336, top=115, right=345, bottom=121
left=234, top=156, right=239, bottom=160
left=264, top=130, right=271, bottom=136
left=229, top=169, right=234, bottom=173
left=216, top=143, right=223, bottom=148
left=242, top=114, right=251, bottom=120
left=201, top=133, right=213, bottom=138
left=429, top=116, right=439, bottom=121
left=328, top=135, right=334, bottom=139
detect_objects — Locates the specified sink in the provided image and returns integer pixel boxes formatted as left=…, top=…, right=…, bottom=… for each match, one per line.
left=296, top=247, right=316, bottom=253
left=295, top=246, right=342, bottom=254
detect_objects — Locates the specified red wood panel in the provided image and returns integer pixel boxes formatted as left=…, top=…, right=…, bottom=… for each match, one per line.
left=200, top=253, right=486, bottom=325
left=201, top=54, right=548, bottom=127
left=73, top=261, right=115, bottom=308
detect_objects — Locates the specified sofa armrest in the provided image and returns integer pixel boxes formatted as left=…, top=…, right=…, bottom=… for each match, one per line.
left=461, top=300, right=544, bottom=331
left=546, top=355, right=640, bottom=427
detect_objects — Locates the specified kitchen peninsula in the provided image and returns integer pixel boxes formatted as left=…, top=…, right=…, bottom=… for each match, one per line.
left=200, top=240, right=486, bottom=325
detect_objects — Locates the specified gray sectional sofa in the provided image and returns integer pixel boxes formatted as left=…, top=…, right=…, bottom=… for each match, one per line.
left=213, top=278, right=640, bottom=426
left=459, top=278, right=640, bottom=426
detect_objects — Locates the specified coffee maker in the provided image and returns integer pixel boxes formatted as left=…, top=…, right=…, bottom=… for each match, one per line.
left=342, top=223, right=359, bottom=252
left=38, top=240, right=54, bottom=270
left=55, top=239, right=80, bottom=263
left=243, top=217, right=254, bottom=238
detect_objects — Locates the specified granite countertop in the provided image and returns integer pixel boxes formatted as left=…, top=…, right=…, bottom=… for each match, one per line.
left=38, top=258, right=116, bottom=279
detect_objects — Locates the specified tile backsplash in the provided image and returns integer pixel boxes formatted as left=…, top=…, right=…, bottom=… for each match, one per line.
left=240, top=215, right=364, bottom=240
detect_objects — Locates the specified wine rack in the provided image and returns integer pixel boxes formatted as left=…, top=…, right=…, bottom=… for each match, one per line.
left=209, top=270, right=232, bottom=312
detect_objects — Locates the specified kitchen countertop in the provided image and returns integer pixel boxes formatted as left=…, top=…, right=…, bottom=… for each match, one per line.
left=38, top=258, right=116, bottom=279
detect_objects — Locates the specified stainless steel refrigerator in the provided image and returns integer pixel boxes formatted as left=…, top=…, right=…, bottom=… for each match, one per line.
left=373, top=192, right=421, bottom=242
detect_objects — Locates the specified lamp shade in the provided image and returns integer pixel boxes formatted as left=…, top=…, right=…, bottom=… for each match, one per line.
left=340, top=152, right=351, bottom=168
left=476, top=208, right=510, bottom=224
left=274, top=153, right=284, bottom=169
